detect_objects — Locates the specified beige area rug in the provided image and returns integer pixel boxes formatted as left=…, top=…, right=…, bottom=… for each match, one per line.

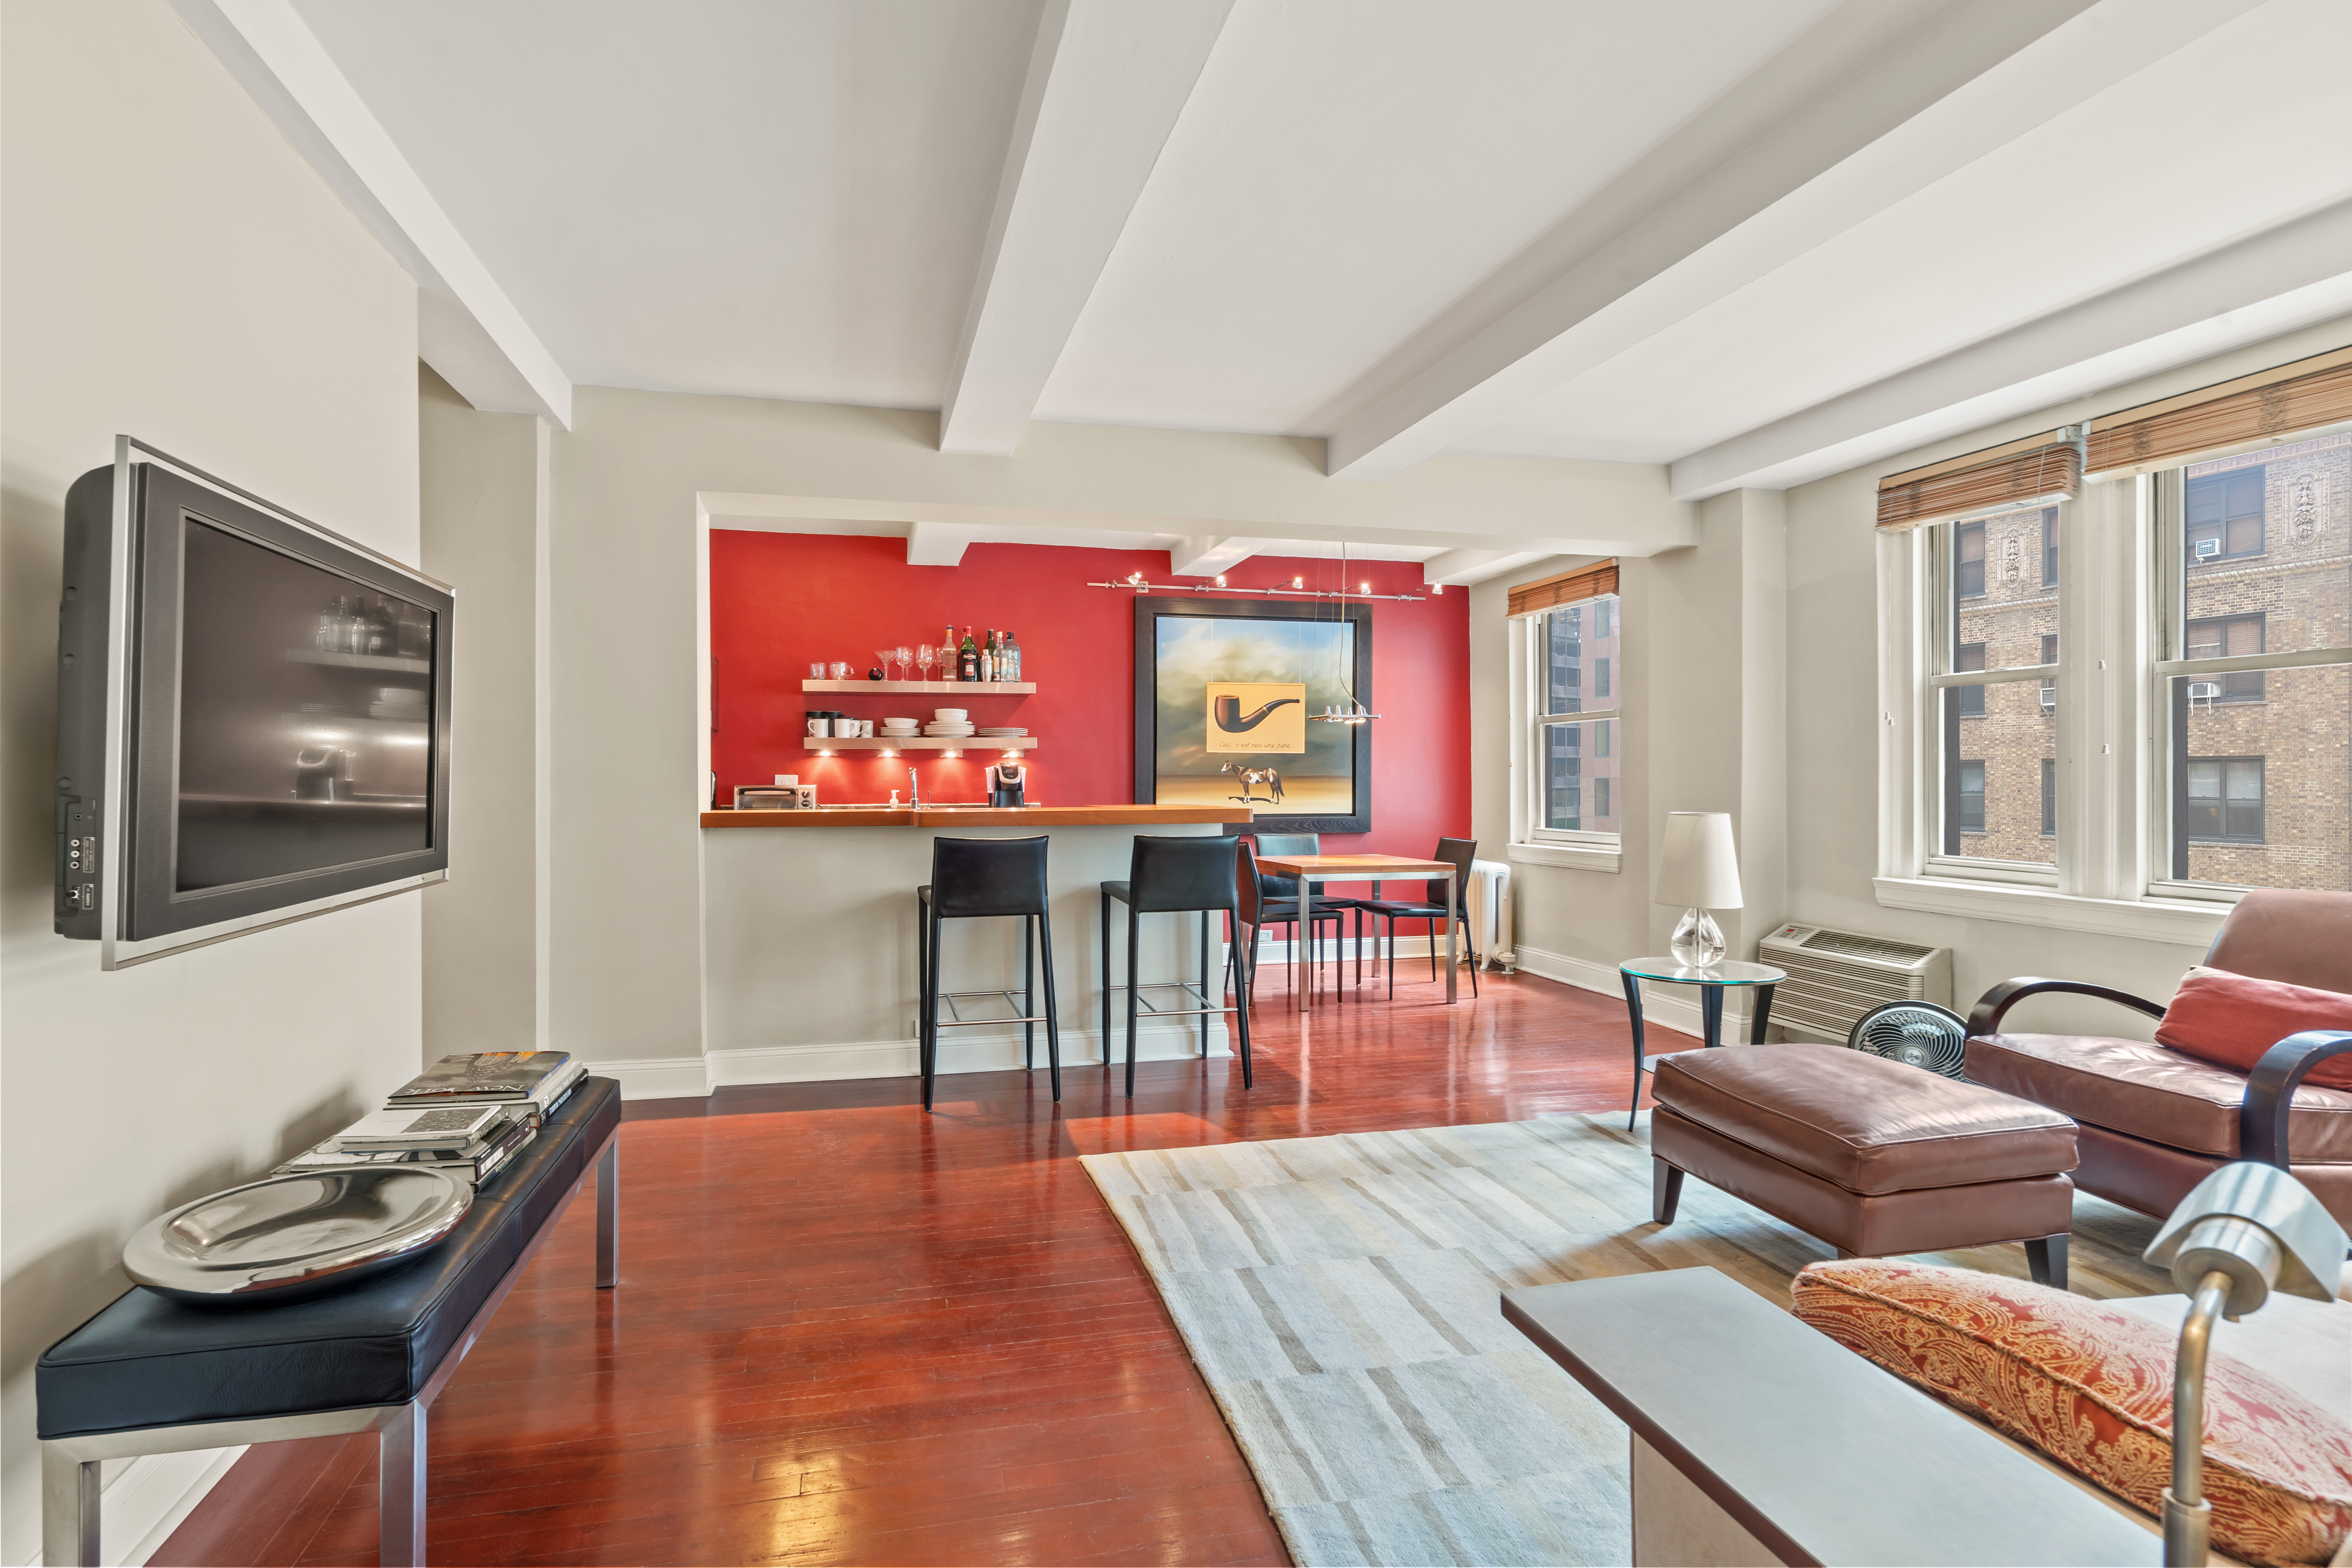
left=1080, top=1112, right=2172, bottom=1568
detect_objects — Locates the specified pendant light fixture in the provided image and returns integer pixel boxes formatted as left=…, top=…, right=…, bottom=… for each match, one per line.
left=1308, top=540, right=1380, bottom=724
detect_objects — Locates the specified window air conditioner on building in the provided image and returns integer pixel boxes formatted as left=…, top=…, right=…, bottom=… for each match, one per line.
left=1758, top=923, right=1952, bottom=1044
left=2187, top=680, right=2222, bottom=708
left=2194, top=537, right=2222, bottom=559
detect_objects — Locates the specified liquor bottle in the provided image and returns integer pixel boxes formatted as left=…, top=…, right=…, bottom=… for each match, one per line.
left=365, top=597, right=393, bottom=656
left=983, top=628, right=998, bottom=682
left=1003, top=630, right=1021, bottom=682
left=958, top=627, right=979, bottom=681
left=317, top=597, right=339, bottom=651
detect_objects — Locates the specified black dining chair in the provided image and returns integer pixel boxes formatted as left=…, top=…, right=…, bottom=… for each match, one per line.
left=1357, top=837, right=1480, bottom=1000
left=916, top=835, right=1061, bottom=1111
left=1250, top=832, right=1363, bottom=996
left=1225, top=838, right=1345, bottom=1011
left=1101, top=835, right=1255, bottom=1098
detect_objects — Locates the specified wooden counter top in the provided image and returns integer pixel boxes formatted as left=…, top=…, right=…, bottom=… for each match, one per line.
left=701, top=803, right=1254, bottom=829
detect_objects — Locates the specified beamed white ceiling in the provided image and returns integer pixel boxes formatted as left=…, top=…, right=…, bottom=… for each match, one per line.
left=232, top=0, right=2352, bottom=516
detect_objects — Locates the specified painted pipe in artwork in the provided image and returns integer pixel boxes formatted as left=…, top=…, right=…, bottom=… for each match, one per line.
left=1214, top=695, right=1300, bottom=733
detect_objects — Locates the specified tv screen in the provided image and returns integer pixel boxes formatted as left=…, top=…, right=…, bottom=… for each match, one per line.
left=56, top=447, right=452, bottom=958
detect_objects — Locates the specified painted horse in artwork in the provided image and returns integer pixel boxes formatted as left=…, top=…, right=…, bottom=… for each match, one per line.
left=1220, top=760, right=1285, bottom=805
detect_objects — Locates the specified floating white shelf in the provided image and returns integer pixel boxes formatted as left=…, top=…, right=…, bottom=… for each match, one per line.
left=805, top=737, right=1035, bottom=752
left=800, top=679, right=1034, bottom=694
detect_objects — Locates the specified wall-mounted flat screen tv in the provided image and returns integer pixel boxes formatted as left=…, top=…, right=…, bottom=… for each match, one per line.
left=55, top=440, right=452, bottom=965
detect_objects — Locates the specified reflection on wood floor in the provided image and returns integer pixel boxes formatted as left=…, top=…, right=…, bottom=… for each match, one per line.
left=159, top=966, right=1680, bottom=1567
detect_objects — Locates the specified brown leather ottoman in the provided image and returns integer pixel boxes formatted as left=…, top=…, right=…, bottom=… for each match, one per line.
left=1650, top=1043, right=2082, bottom=1286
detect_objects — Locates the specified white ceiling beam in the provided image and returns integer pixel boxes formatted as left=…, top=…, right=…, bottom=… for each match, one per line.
left=938, top=0, right=1233, bottom=455
left=167, top=0, right=572, bottom=427
left=1419, top=549, right=1505, bottom=586
left=904, top=521, right=980, bottom=567
left=1670, top=197, right=2352, bottom=499
left=1167, top=536, right=1258, bottom=577
left=1320, top=0, right=2261, bottom=481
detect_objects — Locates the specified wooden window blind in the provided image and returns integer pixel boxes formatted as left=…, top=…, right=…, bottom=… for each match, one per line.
left=1875, top=438, right=2080, bottom=531
left=2084, top=345, right=2352, bottom=477
left=1507, top=560, right=1617, bottom=618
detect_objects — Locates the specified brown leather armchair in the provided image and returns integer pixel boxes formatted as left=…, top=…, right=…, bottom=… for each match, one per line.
left=1964, top=888, right=2352, bottom=1227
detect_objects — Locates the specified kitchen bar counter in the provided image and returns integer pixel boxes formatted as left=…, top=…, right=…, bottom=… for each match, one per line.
left=699, top=806, right=1244, bottom=1084
left=701, top=803, right=1252, bottom=828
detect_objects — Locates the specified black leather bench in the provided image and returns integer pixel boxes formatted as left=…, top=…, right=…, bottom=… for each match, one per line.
left=39, top=1077, right=621, bottom=1568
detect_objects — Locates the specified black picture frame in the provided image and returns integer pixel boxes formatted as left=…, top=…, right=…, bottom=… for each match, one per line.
left=1132, top=595, right=1371, bottom=833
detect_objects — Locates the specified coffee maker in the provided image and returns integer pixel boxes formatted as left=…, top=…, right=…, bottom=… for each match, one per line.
left=987, top=762, right=1027, bottom=808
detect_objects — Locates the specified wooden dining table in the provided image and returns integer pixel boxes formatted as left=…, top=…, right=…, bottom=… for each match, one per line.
left=1253, top=853, right=1463, bottom=1009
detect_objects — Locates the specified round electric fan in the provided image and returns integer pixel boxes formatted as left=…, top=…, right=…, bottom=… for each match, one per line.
left=1848, top=1001, right=1969, bottom=1079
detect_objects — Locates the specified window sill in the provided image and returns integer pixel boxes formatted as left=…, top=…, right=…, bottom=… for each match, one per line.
left=1510, top=841, right=1622, bottom=873
left=1871, top=875, right=2229, bottom=944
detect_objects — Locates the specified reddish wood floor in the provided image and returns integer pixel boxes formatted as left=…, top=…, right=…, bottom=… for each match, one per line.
left=159, top=966, right=1682, bottom=1566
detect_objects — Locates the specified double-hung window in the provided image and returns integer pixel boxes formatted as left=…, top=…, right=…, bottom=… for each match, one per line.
left=1513, top=569, right=1623, bottom=853
left=1881, top=379, right=2351, bottom=935
left=2155, top=438, right=2351, bottom=892
left=1929, top=505, right=2060, bottom=871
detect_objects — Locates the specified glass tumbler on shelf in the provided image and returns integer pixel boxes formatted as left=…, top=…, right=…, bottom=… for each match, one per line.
left=829, top=661, right=851, bottom=680
left=809, top=662, right=826, bottom=680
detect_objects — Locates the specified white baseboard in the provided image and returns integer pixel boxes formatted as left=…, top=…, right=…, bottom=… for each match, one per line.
left=1513, top=944, right=1767, bottom=1044
left=596, top=1022, right=1236, bottom=1099
left=595, top=1055, right=715, bottom=1099
left=35, top=1445, right=251, bottom=1566
left=710, top=1023, right=1230, bottom=1086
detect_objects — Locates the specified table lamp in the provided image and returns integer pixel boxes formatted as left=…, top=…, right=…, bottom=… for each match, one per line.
left=1655, top=812, right=1741, bottom=967
left=2142, top=1162, right=2346, bottom=1567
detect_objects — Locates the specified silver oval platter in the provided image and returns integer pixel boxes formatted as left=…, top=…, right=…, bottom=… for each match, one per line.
left=124, top=1167, right=473, bottom=1304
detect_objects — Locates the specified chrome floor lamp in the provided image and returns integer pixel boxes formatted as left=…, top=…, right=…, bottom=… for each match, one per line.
left=2142, top=1163, right=2347, bottom=1567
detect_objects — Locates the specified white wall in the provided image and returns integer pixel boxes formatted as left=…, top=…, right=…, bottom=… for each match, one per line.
left=0, top=1, right=422, bottom=1559
left=420, top=366, right=550, bottom=1055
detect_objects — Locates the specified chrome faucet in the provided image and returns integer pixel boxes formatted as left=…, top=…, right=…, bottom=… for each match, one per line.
left=907, top=765, right=920, bottom=807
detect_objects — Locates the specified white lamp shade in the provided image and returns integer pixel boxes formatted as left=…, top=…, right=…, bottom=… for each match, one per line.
left=1655, top=812, right=1743, bottom=909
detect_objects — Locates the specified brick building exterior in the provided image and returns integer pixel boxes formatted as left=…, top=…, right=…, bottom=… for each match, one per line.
left=2175, top=433, right=2350, bottom=890
left=1949, top=505, right=2059, bottom=864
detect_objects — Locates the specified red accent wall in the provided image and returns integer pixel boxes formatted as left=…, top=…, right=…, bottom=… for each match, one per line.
left=709, top=532, right=1471, bottom=857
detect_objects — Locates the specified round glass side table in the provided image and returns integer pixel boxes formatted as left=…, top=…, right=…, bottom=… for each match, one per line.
left=1620, top=957, right=1787, bottom=1129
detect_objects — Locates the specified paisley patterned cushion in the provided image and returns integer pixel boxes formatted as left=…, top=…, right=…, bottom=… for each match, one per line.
left=1792, top=1259, right=2352, bottom=1567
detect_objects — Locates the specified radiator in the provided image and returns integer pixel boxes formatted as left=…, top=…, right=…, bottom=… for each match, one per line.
left=1466, top=860, right=1513, bottom=973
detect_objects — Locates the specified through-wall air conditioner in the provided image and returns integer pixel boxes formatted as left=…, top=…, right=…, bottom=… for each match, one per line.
left=1759, top=923, right=1952, bottom=1044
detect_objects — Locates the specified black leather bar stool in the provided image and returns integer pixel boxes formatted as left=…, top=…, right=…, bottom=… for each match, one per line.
left=917, top=835, right=1060, bottom=1112
left=1251, top=831, right=1361, bottom=995
left=1359, top=836, right=1481, bottom=1000
left=1100, top=835, right=1254, bottom=1098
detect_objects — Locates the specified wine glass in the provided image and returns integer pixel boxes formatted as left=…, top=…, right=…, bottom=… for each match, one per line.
left=894, top=645, right=913, bottom=686
left=915, top=643, right=937, bottom=682
left=876, top=647, right=898, bottom=682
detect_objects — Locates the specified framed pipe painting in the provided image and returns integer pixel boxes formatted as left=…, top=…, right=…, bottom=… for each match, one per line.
left=1132, top=597, right=1371, bottom=833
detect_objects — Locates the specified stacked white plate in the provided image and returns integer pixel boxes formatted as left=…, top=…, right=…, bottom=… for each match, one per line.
left=924, top=723, right=976, bottom=736
left=976, top=727, right=1027, bottom=737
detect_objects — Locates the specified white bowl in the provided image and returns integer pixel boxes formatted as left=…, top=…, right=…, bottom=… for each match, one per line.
left=882, top=716, right=917, bottom=726
left=933, top=708, right=968, bottom=720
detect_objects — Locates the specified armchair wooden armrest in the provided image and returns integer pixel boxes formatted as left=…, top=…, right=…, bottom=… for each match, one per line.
left=2244, top=1030, right=2352, bottom=1170
left=1965, top=977, right=2167, bottom=1039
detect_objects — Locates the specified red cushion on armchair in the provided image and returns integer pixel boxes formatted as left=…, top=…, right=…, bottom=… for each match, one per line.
left=2156, top=967, right=2352, bottom=1091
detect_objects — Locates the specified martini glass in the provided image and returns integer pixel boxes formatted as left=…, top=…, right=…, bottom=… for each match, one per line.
left=877, top=647, right=898, bottom=682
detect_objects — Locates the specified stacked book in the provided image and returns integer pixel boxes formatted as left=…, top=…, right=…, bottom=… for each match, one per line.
left=277, top=1051, right=584, bottom=1185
